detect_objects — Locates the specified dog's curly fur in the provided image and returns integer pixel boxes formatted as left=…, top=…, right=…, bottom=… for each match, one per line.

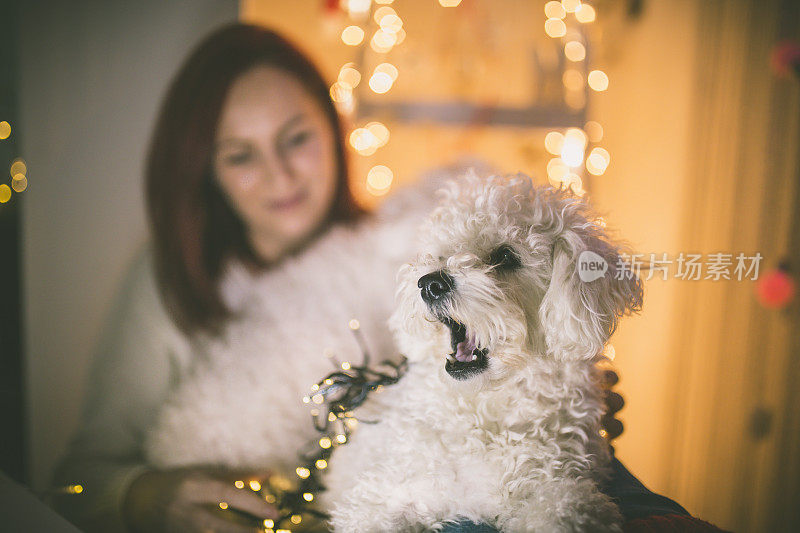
left=322, top=172, right=643, bottom=532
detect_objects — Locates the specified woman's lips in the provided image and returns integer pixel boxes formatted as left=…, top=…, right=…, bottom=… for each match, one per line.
left=267, top=190, right=307, bottom=210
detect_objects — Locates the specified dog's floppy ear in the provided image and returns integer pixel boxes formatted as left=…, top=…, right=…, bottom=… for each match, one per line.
left=538, top=226, right=643, bottom=361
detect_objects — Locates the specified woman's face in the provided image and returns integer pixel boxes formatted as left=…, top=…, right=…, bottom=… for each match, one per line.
left=213, top=65, right=339, bottom=263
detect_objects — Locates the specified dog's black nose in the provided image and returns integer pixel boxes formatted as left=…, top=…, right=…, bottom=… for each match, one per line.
left=418, top=271, right=454, bottom=304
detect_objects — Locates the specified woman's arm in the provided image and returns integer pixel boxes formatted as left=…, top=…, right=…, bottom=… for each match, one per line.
left=49, top=248, right=191, bottom=532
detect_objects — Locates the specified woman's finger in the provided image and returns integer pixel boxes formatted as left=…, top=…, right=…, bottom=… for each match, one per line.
left=604, top=391, right=625, bottom=414
left=601, top=416, right=624, bottom=440
left=602, top=369, right=619, bottom=388
left=188, top=506, right=263, bottom=533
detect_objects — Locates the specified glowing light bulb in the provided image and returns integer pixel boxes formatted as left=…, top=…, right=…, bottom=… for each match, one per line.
left=336, top=434, right=347, bottom=443
left=316, top=459, right=328, bottom=469
left=264, top=519, right=274, bottom=528
left=296, top=467, right=311, bottom=479
left=0, top=121, right=10, bottom=140
left=349, top=318, right=361, bottom=330
left=586, top=147, right=610, bottom=175
left=366, top=121, right=390, bottom=147
left=366, top=165, right=394, bottom=196
left=374, top=6, right=397, bottom=23
left=341, top=361, right=351, bottom=370
left=312, top=394, right=324, bottom=404
left=338, top=64, right=361, bottom=88
left=0, top=184, right=11, bottom=203
left=219, top=502, right=229, bottom=510
left=374, top=62, right=399, bottom=81
left=10, top=159, right=26, bottom=176
left=369, top=71, right=394, bottom=93
left=547, top=158, right=568, bottom=186
left=560, top=129, right=586, bottom=168
left=341, top=25, right=364, bottom=46
left=303, top=492, right=314, bottom=502
left=346, top=0, right=371, bottom=17
left=319, top=437, right=332, bottom=449
left=562, top=0, right=581, bottom=14
left=544, top=1, right=566, bottom=19
left=544, top=131, right=565, bottom=155
left=330, top=81, right=353, bottom=104
left=11, top=176, right=27, bottom=193
left=291, top=515, right=302, bottom=524
left=544, top=18, right=567, bottom=38
left=564, top=41, right=586, bottom=62
left=249, top=480, right=261, bottom=491
left=370, top=29, right=397, bottom=53
left=588, top=70, right=609, bottom=91
left=575, top=3, right=596, bottom=23
left=234, top=480, right=245, bottom=489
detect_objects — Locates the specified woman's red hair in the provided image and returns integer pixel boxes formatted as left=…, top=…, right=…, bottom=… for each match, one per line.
left=146, top=23, right=362, bottom=335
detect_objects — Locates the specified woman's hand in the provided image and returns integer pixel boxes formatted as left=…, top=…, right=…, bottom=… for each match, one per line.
left=123, top=466, right=278, bottom=533
left=601, top=370, right=625, bottom=444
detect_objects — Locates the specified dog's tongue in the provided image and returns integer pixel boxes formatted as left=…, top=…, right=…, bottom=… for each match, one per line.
left=455, top=332, right=477, bottom=362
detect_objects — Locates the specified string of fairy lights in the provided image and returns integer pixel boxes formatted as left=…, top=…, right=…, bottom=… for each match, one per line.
left=0, top=120, right=28, bottom=204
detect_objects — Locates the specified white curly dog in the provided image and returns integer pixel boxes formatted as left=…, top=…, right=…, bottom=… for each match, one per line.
left=322, top=172, right=643, bottom=532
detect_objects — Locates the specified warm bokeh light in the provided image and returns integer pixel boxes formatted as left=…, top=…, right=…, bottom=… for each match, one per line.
left=366, top=165, right=394, bottom=196
left=584, top=120, right=604, bottom=142
left=341, top=25, right=365, bottom=46
left=370, top=29, right=397, bottom=53
left=330, top=81, right=353, bottom=103
left=562, top=0, right=581, bottom=14
left=366, top=121, right=390, bottom=147
left=564, top=41, right=586, bottom=62
left=375, top=0, right=394, bottom=4
left=575, top=3, right=597, bottom=23
left=379, top=13, right=403, bottom=33
left=438, top=0, right=462, bottom=6
left=544, top=1, right=566, bottom=19
left=349, top=127, right=379, bottom=155
left=587, top=147, right=611, bottom=175
left=0, top=121, right=10, bottom=140
left=10, top=158, right=26, bottom=176
left=544, top=18, right=567, bottom=38
left=369, top=71, right=394, bottom=93
left=248, top=480, right=261, bottom=491
left=338, top=64, right=361, bottom=88
left=345, top=0, right=371, bottom=17
left=374, top=6, right=397, bottom=23
left=544, top=131, right=565, bottom=155
left=11, top=176, right=27, bottom=192
left=561, top=128, right=587, bottom=167
left=588, top=70, right=609, bottom=91
left=562, top=69, right=584, bottom=90
left=374, top=62, right=399, bottom=81
left=562, top=173, right=585, bottom=195
left=0, top=184, right=10, bottom=203
left=394, top=27, right=407, bottom=45
left=547, top=158, right=568, bottom=185
left=604, top=344, right=616, bottom=361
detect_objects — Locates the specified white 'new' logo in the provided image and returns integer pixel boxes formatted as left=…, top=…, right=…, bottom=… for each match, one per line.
left=578, top=251, right=608, bottom=282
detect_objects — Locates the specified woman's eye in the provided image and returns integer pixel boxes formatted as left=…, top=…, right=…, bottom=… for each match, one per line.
left=489, top=245, right=521, bottom=271
left=285, top=130, right=312, bottom=148
left=224, top=151, right=252, bottom=165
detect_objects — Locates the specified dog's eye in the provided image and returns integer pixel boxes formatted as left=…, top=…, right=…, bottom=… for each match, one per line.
left=489, top=245, right=521, bottom=271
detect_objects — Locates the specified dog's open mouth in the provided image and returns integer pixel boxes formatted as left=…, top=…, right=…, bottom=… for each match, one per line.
left=440, top=317, right=489, bottom=380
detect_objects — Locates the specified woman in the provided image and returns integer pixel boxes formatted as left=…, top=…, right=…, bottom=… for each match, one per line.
left=51, top=23, right=687, bottom=533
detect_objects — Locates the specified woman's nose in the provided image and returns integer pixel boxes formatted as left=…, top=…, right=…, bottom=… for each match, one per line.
left=260, top=151, right=296, bottom=190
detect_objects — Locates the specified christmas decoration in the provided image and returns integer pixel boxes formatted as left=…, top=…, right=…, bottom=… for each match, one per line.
left=756, top=261, right=796, bottom=310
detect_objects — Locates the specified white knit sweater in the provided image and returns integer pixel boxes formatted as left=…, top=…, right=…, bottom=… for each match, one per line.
left=50, top=165, right=476, bottom=531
